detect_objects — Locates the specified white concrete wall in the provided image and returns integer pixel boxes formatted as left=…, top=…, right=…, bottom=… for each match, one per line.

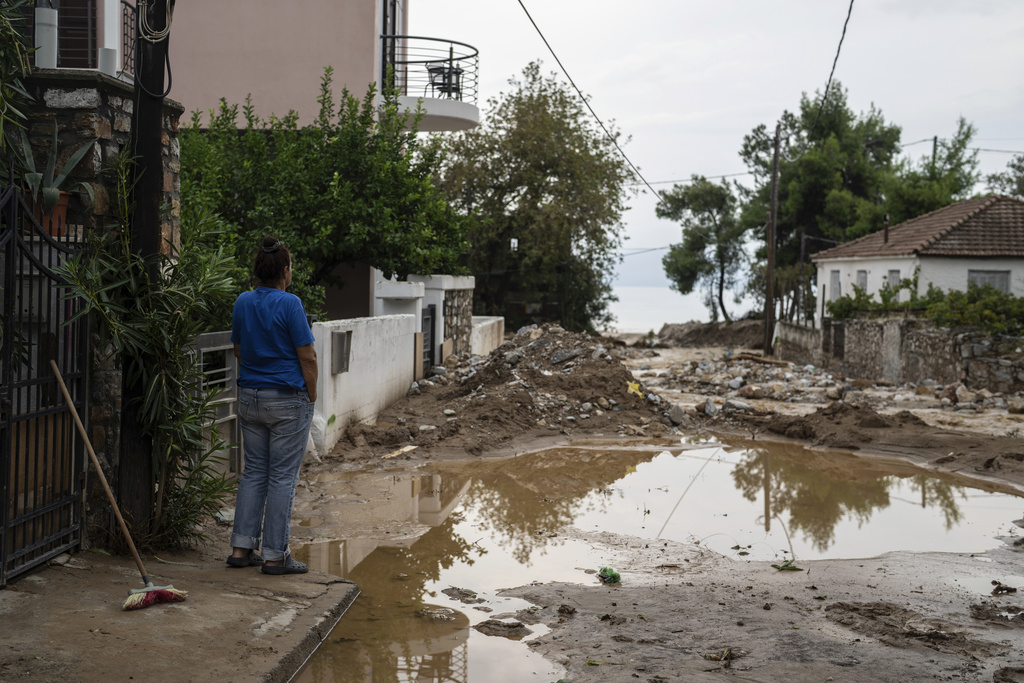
left=815, top=256, right=918, bottom=327
left=470, top=316, right=505, bottom=357
left=918, top=257, right=1024, bottom=297
left=309, top=315, right=416, bottom=453
left=372, top=279, right=424, bottom=317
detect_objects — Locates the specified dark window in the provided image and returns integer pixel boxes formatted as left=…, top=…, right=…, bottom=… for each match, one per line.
left=57, top=0, right=97, bottom=69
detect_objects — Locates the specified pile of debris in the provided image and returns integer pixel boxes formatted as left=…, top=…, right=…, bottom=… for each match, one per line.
left=341, top=324, right=689, bottom=458
left=635, top=353, right=1024, bottom=416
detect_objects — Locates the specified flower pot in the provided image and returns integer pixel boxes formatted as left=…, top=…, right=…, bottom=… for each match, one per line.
left=26, top=190, right=70, bottom=237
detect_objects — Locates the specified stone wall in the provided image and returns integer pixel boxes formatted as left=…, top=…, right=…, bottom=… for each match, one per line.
left=444, top=289, right=474, bottom=356
left=21, top=70, right=184, bottom=541
left=22, top=70, right=184, bottom=250
left=779, top=319, right=1024, bottom=393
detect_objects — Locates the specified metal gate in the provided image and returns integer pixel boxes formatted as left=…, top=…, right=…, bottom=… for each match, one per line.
left=422, top=304, right=436, bottom=372
left=0, top=180, right=88, bottom=586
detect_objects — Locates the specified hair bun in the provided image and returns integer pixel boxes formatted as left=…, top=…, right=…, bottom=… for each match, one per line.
left=262, top=239, right=282, bottom=253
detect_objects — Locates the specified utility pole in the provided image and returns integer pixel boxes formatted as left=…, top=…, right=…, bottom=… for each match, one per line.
left=763, top=123, right=780, bottom=356
left=119, top=0, right=172, bottom=532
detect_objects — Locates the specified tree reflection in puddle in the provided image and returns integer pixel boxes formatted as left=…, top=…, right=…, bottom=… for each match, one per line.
left=293, top=441, right=1024, bottom=681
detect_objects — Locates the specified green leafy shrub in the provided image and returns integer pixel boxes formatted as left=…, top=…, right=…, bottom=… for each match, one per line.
left=59, top=149, right=238, bottom=548
left=826, top=268, right=1024, bottom=337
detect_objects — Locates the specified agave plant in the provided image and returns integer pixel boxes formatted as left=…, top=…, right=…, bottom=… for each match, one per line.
left=17, top=123, right=97, bottom=212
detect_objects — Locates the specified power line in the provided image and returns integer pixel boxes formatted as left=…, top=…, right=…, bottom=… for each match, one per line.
left=514, top=0, right=659, bottom=197
left=806, top=0, right=855, bottom=142
left=630, top=171, right=752, bottom=187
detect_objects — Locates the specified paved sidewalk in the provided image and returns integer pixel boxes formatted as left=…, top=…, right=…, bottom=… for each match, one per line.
left=0, top=524, right=359, bottom=683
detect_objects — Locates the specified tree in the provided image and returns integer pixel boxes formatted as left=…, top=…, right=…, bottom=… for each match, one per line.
left=180, top=68, right=467, bottom=318
left=738, top=84, right=979, bottom=321
left=436, top=62, right=633, bottom=332
left=656, top=175, right=746, bottom=322
left=987, top=153, right=1024, bottom=198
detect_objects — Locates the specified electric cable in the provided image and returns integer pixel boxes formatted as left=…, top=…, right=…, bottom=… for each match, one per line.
left=134, top=1, right=173, bottom=99
left=515, top=0, right=659, bottom=197
left=805, top=0, right=855, bottom=144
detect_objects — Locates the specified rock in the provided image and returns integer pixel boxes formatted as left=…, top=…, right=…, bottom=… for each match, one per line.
left=550, top=347, right=583, bottom=364
left=704, top=398, right=719, bottom=416
left=215, top=508, right=235, bottom=524
left=955, top=385, right=977, bottom=404
left=581, top=402, right=593, bottom=412
left=1008, top=398, right=1024, bottom=414
left=474, top=619, right=533, bottom=639
left=767, top=382, right=788, bottom=396
left=825, top=386, right=845, bottom=400
left=418, top=424, right=437, bottom=432
left=504, top=349, right=525, bottom=366
left=406, top=381, right=421, bottom=397
left=597, top=397, right=610, bottom=409
left=668, top=404, right=687, bottom=425
left=443, top=409, right=456, bottom=416
left=431, top=365, right=448, bottom=377
left=723, top=399, right=752, bottom=413
left=738, top=384, right=764, bottom=399
left=728, top=377, right=744, bottom=390
left=915, top=386, right=933, bottom=396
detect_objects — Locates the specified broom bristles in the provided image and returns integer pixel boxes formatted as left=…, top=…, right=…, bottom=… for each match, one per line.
left=122, top=587, right=188, bottom=611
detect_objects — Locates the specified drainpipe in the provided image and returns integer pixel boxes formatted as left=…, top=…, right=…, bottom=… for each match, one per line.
left=882, top=213, right=889, bottom=244
left=34, top=7, right=58, bottom=69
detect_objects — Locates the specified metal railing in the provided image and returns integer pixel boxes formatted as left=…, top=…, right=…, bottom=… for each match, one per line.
left=121, top=0, right=136, bottom=77
left=381, top=35, right=479, bottom=106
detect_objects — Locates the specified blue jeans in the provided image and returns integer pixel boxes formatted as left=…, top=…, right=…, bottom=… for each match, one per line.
left=231, top=387, right=314, bottom=561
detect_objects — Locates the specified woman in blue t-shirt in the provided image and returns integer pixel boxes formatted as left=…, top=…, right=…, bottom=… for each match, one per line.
left=226, top=236, right=318, bottom=575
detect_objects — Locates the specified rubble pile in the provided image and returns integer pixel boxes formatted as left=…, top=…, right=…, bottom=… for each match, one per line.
left=635, top=354, right=1024, bottom=416
left=342, top=324, right=681, bottom=457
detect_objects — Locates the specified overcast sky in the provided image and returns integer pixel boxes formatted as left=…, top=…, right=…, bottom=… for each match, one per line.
left=411, top=0, right=1024, bottom=287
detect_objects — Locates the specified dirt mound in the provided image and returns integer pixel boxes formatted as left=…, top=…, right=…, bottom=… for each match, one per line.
left=334, top=324, right=677, bottom=460
left=744, top=401, right=1024, bottom=469
left=658, top=320, right=764, bottom=349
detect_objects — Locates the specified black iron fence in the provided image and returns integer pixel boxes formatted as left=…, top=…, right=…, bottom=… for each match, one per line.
left=0, top=175, right=89, bottom=586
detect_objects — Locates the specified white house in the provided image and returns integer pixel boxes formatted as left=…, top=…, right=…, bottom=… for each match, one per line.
left=811, top=195, right=1024, bottom=326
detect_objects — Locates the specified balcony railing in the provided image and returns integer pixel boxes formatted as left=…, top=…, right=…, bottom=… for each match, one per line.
left=381, top=35, right=478, bottom=107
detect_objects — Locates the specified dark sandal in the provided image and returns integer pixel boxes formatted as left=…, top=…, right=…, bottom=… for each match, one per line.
left=226, top=550, right=264, bottom=568
left=261, top=553, right=308, bottom=575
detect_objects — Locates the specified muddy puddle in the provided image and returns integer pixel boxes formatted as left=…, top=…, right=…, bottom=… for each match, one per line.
left=291, top=439, right=1024, bottom=682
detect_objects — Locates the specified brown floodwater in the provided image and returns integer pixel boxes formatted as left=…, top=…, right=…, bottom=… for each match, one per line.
left=291, top=439, right=1024, bottom=683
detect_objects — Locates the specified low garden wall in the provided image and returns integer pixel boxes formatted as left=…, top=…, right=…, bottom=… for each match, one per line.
left=778, top=320, right=1024, bottom=393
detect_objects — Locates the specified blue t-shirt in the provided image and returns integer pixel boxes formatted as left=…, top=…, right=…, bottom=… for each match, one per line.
left=231, top=287, right=315, bottom=390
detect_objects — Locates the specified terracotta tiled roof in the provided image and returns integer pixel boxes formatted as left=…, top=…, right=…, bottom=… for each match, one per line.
left=811, top=195, right=1024, bottom=261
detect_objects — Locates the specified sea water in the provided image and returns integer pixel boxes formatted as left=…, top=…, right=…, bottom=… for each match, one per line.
left=605, top=285, right=708, bottom=333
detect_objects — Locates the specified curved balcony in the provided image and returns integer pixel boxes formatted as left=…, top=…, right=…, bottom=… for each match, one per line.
left=382, top=35, right=480, bottom=132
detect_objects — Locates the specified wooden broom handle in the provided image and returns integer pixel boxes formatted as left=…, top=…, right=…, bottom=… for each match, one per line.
left=50, top=361, right=151, bottom=584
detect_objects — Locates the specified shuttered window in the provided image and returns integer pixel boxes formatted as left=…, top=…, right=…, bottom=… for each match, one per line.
left=967, top=270, right=1010, bottom=293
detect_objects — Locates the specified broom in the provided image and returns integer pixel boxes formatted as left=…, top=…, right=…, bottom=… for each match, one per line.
left=51, top=361, right=188, bottom=610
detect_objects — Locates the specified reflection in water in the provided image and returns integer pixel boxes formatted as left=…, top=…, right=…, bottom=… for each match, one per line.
left=730, top=442, right=972, bottom=555
left=295, top=442, right=1024, bottom=681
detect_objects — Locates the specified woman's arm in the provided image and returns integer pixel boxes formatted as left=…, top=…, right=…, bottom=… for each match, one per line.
left=296, top=343, right=318, bottom=403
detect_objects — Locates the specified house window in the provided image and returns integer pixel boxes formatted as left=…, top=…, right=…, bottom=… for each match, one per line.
left=887, top=269, right=901, bottom=302
left=855, top=270, right=868, bottom=291
left=830, top=270, right=841, bottom=301
left=968, top=270, right=1010, bottom=293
